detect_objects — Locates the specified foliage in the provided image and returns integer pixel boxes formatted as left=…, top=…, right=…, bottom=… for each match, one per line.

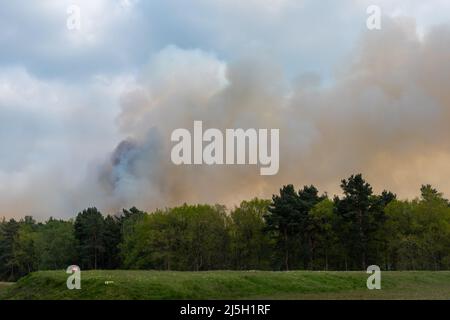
left=1, top=174, right=450, bottom=281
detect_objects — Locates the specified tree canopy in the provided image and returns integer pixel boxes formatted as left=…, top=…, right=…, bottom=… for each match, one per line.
left=1, top=174, right=450, bottom=281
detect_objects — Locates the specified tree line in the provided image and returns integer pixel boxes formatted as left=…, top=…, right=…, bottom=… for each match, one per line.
left=1, top=174, right=450, bottom=281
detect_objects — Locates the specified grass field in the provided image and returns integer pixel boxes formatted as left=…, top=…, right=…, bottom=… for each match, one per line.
left=1, top=270, right=449, bottom=300
left=0, top=282, right=14, bottom=296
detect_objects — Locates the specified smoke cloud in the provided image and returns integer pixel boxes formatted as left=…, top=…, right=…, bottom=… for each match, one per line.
left=95, top=18, right=450, bottom=214
left=2, top=16, right=450, bottom=218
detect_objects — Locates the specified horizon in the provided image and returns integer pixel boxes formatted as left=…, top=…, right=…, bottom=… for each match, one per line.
left=1, top=175, right=440, bottom=221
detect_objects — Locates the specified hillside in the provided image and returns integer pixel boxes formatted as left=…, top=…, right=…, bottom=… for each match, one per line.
left=1, top=270, right=450, bottom=300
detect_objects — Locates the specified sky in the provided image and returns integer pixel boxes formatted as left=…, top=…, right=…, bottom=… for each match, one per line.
left=1, top=0, right=450, bottom=219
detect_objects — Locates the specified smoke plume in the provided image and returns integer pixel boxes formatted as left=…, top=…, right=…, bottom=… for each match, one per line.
left=95, top=18, right=450, bottom=213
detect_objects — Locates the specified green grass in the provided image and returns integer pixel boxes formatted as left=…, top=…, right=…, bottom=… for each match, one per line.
left=1, top=270, right=450, bottom=300
left=0, top=282, right=14, bottom=296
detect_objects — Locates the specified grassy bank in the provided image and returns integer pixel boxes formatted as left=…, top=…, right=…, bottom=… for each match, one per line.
left=1, top=270, right=450, bottom=300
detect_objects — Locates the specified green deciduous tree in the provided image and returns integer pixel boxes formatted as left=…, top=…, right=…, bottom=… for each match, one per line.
left=308, top=198, right=338, bottom=270
left=121, top=204, right=230, bottom=271
left=35, top=218, right=77, bottom=270
left=230, top=198, right=272, bottom=270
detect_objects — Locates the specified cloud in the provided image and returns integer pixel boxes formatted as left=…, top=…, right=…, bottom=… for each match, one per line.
left=0, top=67, right=134, bottom=218
left=1, top=0, right=448, bottom=81
left=0, top=0, right=142, bottom=79
left=0, top=0, right=363, bottom=81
